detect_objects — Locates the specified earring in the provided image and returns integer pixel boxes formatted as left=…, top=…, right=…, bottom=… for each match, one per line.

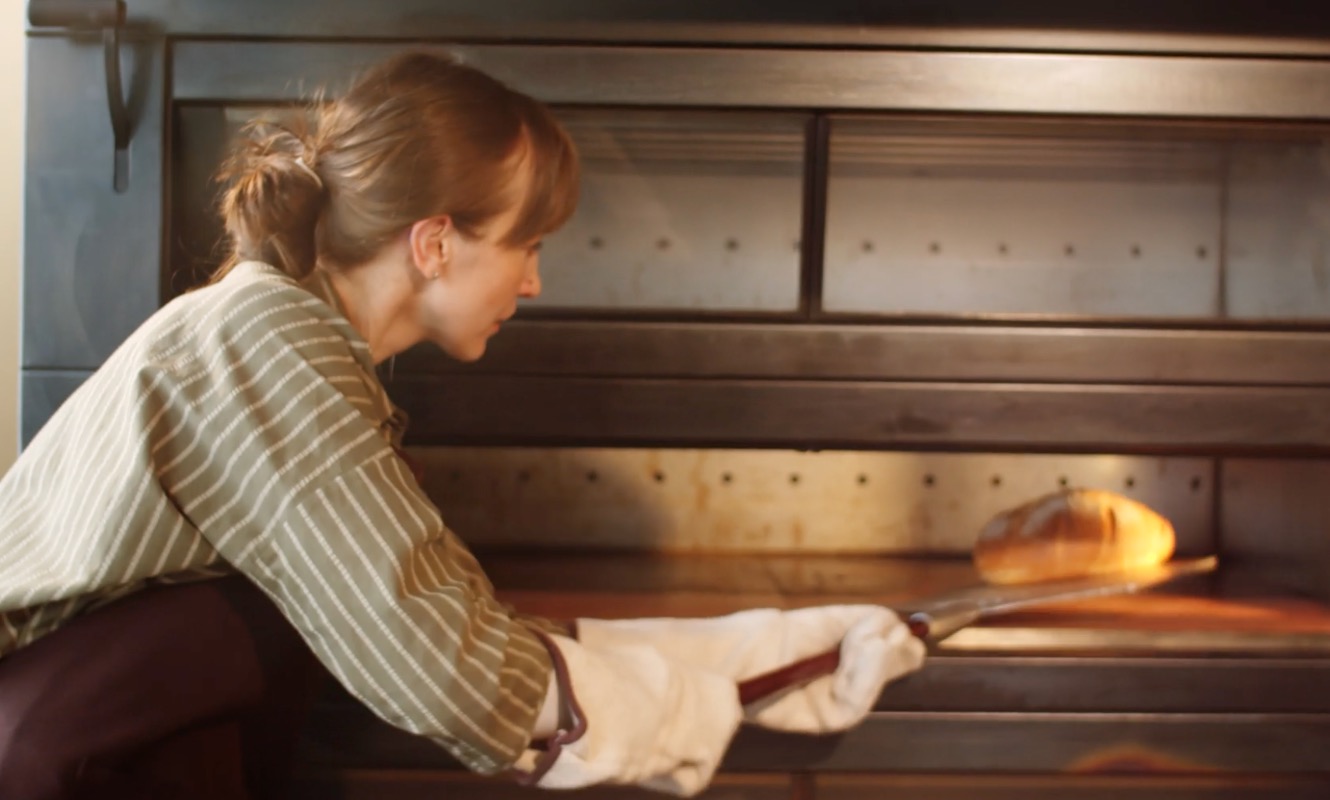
left=429, top=270, right=440, bottom=280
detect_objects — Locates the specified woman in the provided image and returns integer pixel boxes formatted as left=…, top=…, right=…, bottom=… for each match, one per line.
left=0, top=52, right=924, bottom=799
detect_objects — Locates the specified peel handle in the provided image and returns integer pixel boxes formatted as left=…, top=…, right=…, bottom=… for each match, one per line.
left=736, top=612, right=945, bottom=707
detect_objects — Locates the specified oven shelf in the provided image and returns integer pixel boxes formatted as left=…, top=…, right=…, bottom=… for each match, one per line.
left=483, top=551, right=1330, bottom=658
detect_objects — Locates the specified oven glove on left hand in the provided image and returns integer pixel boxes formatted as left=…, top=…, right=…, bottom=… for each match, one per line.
left=575, top=605, right=925, bottom=735
left=512, top=632, right=743, bottom=797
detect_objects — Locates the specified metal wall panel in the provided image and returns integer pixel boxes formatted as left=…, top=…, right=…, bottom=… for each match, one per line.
left=535, top=111, right=806, bottom=312
left=823, top=121, right=1225, bottom=319
left=411, top=447, right=1214, bottom=554
left=1226, top=140, right=1330, bottom=319
left=1221, top=459, right=1330, bottom=600
left=23, top=35, right=165, bottom=370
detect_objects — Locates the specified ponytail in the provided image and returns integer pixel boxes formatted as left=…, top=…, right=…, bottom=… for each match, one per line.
left=214, top=118, right=325, bottom=281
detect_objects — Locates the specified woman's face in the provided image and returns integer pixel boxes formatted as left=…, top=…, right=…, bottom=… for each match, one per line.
left=417, top=164, right=543, bottom=362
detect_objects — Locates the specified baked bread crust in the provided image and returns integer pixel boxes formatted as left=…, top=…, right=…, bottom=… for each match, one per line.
left=972, top=488, right=1176, bottom=585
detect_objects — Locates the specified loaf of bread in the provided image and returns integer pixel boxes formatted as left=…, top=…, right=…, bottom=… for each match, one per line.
left=972, top=488, right=1175, bottom=585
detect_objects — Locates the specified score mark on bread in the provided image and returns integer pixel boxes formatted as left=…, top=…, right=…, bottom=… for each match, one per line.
left=973, top=488, right=1176, bottom=585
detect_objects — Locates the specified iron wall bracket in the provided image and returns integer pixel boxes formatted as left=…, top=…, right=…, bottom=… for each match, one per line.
left=28, top=0, right=132, bottom=192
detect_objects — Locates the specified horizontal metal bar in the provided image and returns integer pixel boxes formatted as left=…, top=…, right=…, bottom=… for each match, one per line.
left=297, top=693, right=1330, bottom=773
left=878, top=656, right=1330, bottom=713
left=91, top=0, right=1330, bottom=55
left=173, top=41, right=1330, bottom=119
left=391, top=375, right=1330, bottom=453
left=293, top=768, right=1330, bottom=800
left=399, top=322, right=1330, bottom=386
left=726, top=712, right=1330, bottom=773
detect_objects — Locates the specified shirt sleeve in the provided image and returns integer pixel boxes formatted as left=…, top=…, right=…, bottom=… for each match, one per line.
left=221, top=449, right=554, bottom=772
left=146, top=275, right=553, bottom=772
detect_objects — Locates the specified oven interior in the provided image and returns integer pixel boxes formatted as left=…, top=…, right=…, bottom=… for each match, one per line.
left=165, top=91, right=1330, bottom=798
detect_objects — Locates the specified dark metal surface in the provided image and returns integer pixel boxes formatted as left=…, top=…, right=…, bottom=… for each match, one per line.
left=172, top=41, right=1330, bottom=119
left=1221, top=459, right=1330, bottom=604
left=879, top=656, right=1330, bottom=714
left=34, top=0, right=1330, bottom=52
left=23, top=34, right=163, bottom=368
left=398, top=322, right=1330, bottom=385
left=392, top=375, right=1330, bottom=453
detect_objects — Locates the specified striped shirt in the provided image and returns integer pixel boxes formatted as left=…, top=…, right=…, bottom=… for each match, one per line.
left=0, top=261, right=554, bottom=772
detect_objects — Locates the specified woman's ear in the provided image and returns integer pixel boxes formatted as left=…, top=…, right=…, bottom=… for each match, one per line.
left=406, top=215, right=453, bottom=282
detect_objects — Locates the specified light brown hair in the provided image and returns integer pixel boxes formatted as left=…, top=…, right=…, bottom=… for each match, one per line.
left=214, top=51, right=580, bottom=281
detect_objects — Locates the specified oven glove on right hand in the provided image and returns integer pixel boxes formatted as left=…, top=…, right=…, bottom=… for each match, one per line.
left=576, top=605, right=926, bottom=735
left=512, top=632, right=743, bottom=797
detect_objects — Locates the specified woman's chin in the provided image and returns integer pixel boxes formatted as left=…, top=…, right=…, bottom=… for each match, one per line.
left=439, top=338, right=487, bottom=363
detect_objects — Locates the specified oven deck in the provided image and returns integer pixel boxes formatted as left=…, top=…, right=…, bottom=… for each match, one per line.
left=486, top=552, right=1330, bottom=658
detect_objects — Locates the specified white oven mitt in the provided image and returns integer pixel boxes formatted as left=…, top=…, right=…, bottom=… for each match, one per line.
left=512, top=632, right=742, bottom=797
left=575, top=605, right=925, bottom=735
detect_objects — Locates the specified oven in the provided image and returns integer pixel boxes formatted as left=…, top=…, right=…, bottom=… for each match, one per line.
left=21, top=2, right=1330, bottom=798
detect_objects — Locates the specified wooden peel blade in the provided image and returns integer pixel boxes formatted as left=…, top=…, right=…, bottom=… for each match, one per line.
left=736, top=556, right=1218, bottom=707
